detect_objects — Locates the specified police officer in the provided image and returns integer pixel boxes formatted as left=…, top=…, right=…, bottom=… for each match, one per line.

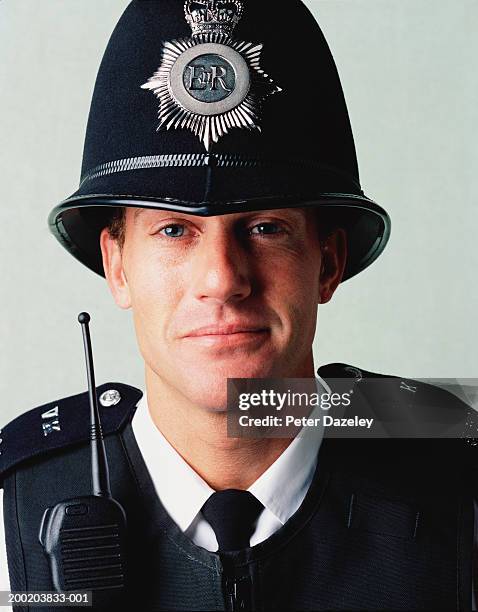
left=0, top=1, right=477, bottom=610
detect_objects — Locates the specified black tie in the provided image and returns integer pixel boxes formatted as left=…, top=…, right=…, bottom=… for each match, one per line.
left=201, top=489, right=264, bottom=552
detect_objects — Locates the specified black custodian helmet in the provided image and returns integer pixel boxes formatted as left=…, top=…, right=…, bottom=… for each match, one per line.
left=48, top=0, right=391, bottom=281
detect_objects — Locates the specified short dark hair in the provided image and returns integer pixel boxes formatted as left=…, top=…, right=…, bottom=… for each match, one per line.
left=107, top=207, right=127, bottom=249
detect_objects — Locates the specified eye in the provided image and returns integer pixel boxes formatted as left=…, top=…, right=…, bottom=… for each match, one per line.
left=158, top=224, right=187, bottom=238
left=249, top=222, right=283, bottom=236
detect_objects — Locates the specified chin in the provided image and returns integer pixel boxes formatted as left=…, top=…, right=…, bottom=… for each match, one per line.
left=178, top=378, right=228, bottom=412
left=179, top=362, right=275, bottom=411
left=194, top=359, right=275, bottom=382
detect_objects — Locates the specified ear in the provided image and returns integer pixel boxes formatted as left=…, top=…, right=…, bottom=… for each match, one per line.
left=318, top=228, right=347, bottom=304
left=100, top=228, right=132, bottom=309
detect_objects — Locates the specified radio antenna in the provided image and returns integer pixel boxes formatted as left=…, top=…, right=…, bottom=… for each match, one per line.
left=78, top=312, right=111, bottom=497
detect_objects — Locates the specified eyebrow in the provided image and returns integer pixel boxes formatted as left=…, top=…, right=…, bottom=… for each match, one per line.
left=133, top=208, right=191, bottom=221
left=134, top=208, right=149, bottom=221
left=133, top=207, right=173, bottom=225
left=132, top=207, right=308, bottom=223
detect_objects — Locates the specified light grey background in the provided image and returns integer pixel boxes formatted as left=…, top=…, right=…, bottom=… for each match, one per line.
left=0, top=0, right=477, bottom=428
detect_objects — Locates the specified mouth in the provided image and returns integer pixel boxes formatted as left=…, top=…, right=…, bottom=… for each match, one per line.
left=183, top=324, right=270, bottom=338
left=183, top=328, right=270, bottom=348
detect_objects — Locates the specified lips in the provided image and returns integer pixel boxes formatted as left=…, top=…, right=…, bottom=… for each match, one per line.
left=183, top=323, right=269, bottom=337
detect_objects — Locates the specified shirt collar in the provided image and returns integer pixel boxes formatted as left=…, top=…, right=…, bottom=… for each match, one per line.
left=132, top=395, right=214, bottom=532
left=132, top=374, right=330, bottom=532
left=248, top=375, right=329, bottom=524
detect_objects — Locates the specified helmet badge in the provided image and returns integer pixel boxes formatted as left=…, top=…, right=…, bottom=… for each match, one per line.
left=141, top=0, right=282, bottom=151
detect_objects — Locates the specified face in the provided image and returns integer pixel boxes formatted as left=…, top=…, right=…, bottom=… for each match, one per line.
left=100, top=207, right=346, bottom=411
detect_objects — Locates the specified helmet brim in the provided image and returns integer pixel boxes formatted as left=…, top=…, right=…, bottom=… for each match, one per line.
left=48, top=193, right=391, bottom=282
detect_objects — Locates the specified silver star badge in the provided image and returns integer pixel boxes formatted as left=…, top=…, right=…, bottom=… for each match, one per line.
left=141, top=0, right=282, bottom=151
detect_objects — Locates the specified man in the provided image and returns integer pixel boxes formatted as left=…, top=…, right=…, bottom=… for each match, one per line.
left=0, top=1, right=476, bottom=610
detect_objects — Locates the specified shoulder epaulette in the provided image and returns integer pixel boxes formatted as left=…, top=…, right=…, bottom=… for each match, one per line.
left=318, top=362, right=475, bottom=410
left=317, top=362, right=478, bottom=457
left=0, top=382, right=143, bottom=484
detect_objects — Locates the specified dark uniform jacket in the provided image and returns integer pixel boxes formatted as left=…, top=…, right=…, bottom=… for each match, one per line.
left=1, top=364, right=477, bottom=611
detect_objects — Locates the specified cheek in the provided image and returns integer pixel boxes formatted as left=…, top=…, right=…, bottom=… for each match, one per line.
left=284, top=284, right=320, bottom=345
left=266, top=249, right=321, bottom=314
left=124, top=251, right=184, bottom=350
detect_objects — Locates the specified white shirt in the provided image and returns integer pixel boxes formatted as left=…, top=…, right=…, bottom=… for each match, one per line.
left=130, top=377, right=328, bottom=551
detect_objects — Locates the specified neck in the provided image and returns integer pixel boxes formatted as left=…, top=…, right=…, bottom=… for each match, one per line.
left=144, top=356, right=316, bottom=491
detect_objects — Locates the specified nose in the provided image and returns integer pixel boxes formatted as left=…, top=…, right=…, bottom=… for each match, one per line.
left=190, top=225, right=252, bottom=305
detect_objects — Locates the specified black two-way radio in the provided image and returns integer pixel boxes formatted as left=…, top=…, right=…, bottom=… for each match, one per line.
left=39, top=313, right=128, bottom=607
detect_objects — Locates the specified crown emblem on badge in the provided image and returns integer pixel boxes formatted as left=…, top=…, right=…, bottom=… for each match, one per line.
left=141, top=0, right=282, bottom=151
left=185, top=0, right=244, bottom=39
